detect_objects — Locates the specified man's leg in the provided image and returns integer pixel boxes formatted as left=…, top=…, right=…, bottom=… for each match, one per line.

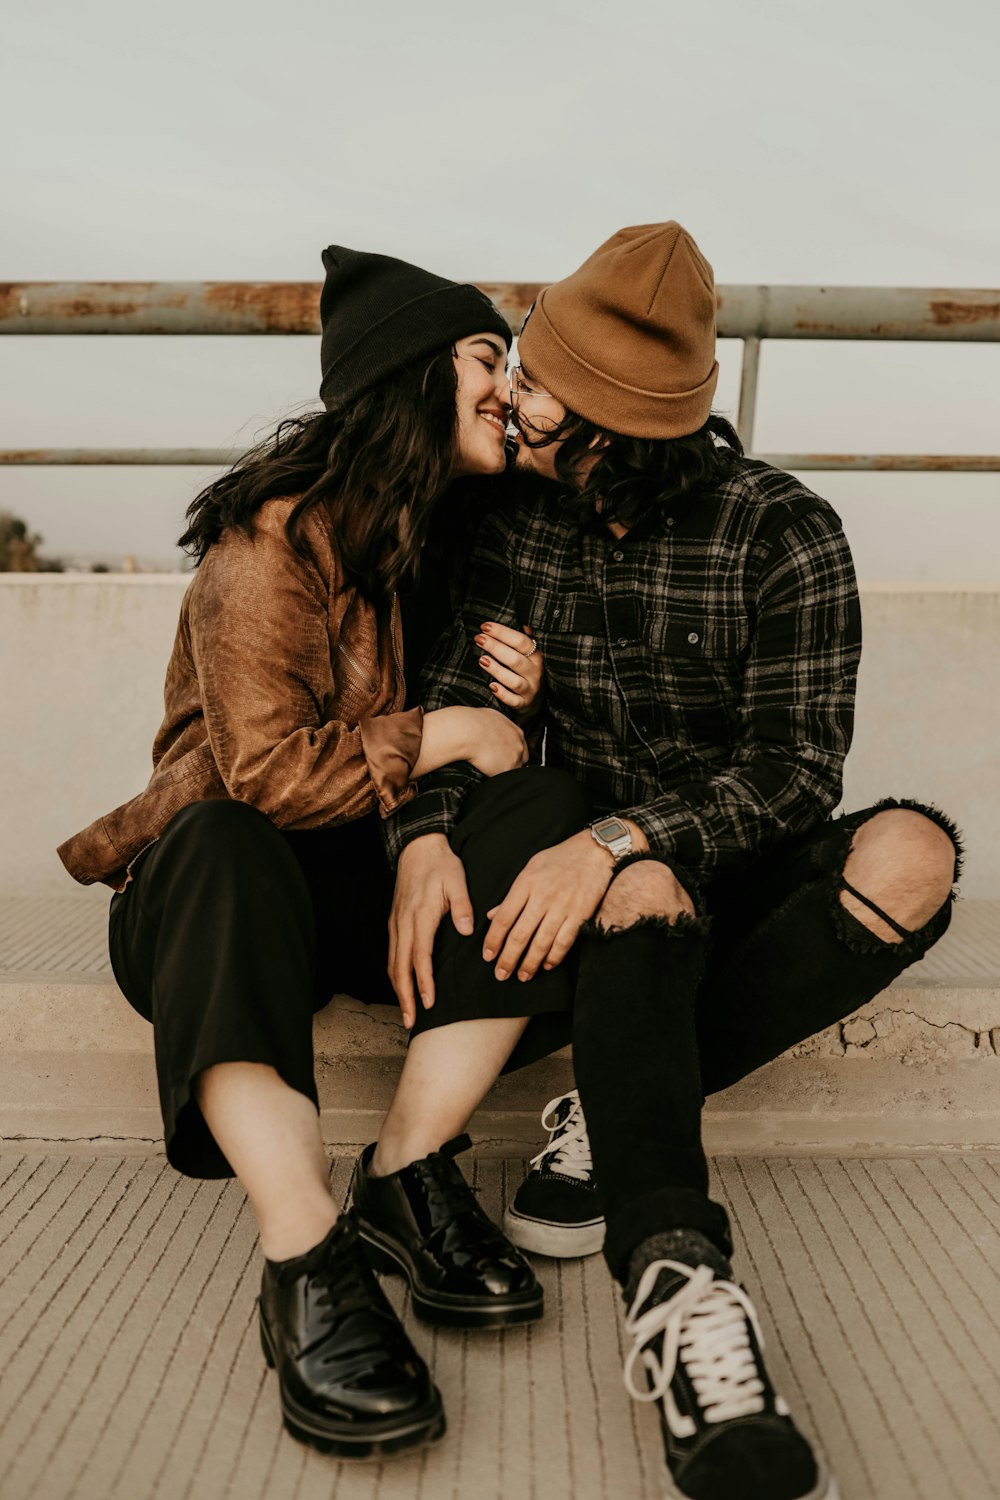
left=570, top=805, right=959, bottom=1500
left=502, top=859, right=708, bottom=1259
left=698, top=803, right=960, bottom=1097
left=573, top=860, right=724, bottom=1269
left=571, top=804, right=960, bottom=1274
left=571, top=857, right=834, bottom=1499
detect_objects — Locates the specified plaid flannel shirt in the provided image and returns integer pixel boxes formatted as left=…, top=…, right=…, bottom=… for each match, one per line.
left=383, top=457, right=862, bottom=884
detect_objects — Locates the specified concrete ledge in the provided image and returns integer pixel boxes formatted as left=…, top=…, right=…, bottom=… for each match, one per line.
left=5, top=1047, right=1000, bottom=1156
left=3, top=896, right=999, bottom=1155
left=0, top=1047, right=574, bottom=1155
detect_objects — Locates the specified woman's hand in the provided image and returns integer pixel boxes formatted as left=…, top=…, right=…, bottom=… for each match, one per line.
left=389, top=834, right=473, bottom=1026
left=463, top=707, right=529, bottom=776
left=415, top=705, right=528, bottom=779
left=474, top=622, right=543, bottom=713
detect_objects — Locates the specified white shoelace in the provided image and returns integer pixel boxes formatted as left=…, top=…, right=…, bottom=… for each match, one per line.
left=624, top=1258, right=777, bottom=1440
left=530, top=1088, right=593, bottom=1182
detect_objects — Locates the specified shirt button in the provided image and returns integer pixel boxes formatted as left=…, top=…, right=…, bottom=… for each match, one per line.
left=687, top=631, right=700, bottom=644
left=617, top=637, right=629, bottom=648
left=612, top=549, right=624, bottom=561
left=666, top=517, right=675, bottom=527
left=553, top=607, right=562, bottom=618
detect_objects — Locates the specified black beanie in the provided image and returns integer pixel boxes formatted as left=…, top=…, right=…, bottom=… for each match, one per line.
left=319, top=246, right=512, bottom=411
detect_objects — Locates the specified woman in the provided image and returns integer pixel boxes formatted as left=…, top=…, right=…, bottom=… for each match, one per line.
left=57, top=247, right=548, bottom=1460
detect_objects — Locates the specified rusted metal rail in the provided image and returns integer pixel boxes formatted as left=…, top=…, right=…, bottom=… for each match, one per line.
left=0, top=448, right=241, bottom=467
left=1, top=281, right=997, bottom=471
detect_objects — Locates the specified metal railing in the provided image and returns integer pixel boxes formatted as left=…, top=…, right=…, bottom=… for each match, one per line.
left=1, top=282, right=998, bottom=471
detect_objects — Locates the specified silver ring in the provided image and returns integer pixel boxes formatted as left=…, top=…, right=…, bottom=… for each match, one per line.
left=524, top=640, right=538, bottom=657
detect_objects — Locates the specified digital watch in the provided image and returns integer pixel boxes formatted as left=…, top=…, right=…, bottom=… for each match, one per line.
left=589, top=816, right=634, bottom=863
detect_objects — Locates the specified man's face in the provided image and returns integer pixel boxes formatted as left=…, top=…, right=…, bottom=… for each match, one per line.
left=510, top=363, right=570, bottom=482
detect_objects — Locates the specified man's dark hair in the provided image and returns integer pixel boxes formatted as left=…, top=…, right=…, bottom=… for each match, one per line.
left=179, top=348, right=459, bottom=599
left=521, top=406, right=744, bottom=529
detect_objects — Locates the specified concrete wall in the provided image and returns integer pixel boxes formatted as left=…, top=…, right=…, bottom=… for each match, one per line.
left=840, top=584, right=999, bottom=893
left=2, top=576, right=189, bottom=893
left=2, top=577, right=998, bottom=895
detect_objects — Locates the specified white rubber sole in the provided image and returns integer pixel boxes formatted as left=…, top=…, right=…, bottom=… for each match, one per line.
left=502, top=1205, right=606, bottom=1259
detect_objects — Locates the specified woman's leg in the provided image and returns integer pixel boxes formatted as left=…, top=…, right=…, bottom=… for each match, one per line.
left=371, top=1016, right=529, bottom=1176
left=109, top=798, right=325, bottom=1194
left=194, top=1062, right=337, bottom=1260
left=369, top=767, right=594, bottom=1177
left=351, top=769, right=598, bottom=1326
left=355, top=1012, right=544, bottom=1327
left=110, top=798, right=442, bottom=1455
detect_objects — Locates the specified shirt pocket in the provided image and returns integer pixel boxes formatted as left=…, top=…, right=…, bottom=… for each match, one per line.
left=640, top=609, right=747, bottom=744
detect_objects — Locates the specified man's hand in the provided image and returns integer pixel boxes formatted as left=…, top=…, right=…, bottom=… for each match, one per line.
left=482, top=830, right=617, bottom=983
left=389, top=834, right=473, bottom=1028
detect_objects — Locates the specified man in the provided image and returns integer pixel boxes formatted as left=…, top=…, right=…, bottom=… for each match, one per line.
left=384, top=222, right=960, bottom=1500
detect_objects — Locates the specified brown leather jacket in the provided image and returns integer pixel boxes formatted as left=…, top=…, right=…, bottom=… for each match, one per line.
left=57, top=497, right=424, bottom=891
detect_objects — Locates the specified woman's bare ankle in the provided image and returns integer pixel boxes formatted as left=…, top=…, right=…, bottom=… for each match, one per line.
left=370, top=1133, right=448, bottom=1179
left=257, top=1199, right=339, bottom=1263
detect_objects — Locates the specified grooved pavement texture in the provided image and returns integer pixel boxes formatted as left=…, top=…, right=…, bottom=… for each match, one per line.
left=2, top=1153, right=999, bottom=1500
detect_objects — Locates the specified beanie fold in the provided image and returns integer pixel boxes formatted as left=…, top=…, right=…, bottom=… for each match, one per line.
left=519, top=301, right=719, bottom=440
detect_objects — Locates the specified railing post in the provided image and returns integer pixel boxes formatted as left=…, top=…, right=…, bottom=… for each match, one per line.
left=737, top=336, right=761, bottom=453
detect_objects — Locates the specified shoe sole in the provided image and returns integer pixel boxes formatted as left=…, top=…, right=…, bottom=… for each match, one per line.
left=358, top=1223, right=545, bottom=1328
left=259, top=1310, right=445, bottom=1458
left=503, top=1204, right=606, bottom=1259
left=661, top=1457, right=839, bottom=1499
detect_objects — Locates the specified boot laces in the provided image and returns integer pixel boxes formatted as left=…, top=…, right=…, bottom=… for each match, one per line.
left=419, top=1152, right=480, bottom=1222
left=418, top=1154, right=520, bottom=1269
left=624, top=1259, right=768, bottom=1439
left=312, top=1232, right=377, bottom=1323
left=531, top=1089, right=593, bottom=1182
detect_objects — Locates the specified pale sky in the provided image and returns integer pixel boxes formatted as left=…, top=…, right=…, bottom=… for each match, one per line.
left=2, top=0, right=998, bottom=576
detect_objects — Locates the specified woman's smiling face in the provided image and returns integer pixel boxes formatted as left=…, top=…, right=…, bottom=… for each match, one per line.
left=451, top=333, right=511, bottom=477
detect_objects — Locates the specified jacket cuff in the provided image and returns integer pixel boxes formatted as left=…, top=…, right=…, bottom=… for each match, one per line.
left=359, top=706, right=425, bottom=815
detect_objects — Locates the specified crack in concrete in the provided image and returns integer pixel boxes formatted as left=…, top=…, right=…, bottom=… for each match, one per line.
left=2, top=1133, right=161, bottom=1144
left=842, top=1004, right=1000, bottom=1060
left=855, top=1006, right=981, bottom=1034
left=338, top=1007, right=406, bottom=1032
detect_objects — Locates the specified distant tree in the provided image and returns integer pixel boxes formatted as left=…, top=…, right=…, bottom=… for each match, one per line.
left=0, top=512, right=63, bottom=572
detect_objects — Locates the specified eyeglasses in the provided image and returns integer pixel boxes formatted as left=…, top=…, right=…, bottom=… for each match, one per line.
left=509, top=365, right=552, bottom=408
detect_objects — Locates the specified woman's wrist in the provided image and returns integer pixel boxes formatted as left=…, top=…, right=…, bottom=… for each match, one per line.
left=413, top=706, right=474, bottom=777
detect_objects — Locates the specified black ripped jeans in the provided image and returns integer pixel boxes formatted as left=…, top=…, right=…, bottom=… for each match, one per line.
left=572, top=799, right=962, bottom=1281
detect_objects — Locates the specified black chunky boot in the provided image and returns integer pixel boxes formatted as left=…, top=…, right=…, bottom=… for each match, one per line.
left=258, top=1213, right=444, bottom=1458
left=353, top=1133, right=544, bottom=1327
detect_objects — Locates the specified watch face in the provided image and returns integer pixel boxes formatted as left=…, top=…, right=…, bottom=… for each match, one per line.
left=597, top=819, right=629, bottom=841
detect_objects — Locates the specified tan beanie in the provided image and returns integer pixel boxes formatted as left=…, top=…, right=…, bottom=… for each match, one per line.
left=517, top=221, right=719, bottom=439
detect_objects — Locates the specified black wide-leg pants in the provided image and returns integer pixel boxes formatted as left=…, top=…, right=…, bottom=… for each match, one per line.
left=109, top=768, right=590, bottom=1178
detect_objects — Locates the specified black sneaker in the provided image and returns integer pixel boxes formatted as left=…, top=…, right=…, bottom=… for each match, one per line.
left=353, top=1133, right=544, bottom=1328
left=503, top=1088, right=605, bottom=1257
left=624, top=1256, right=837, bottom=1499
left=258, top=1214, right=444, bottom=1459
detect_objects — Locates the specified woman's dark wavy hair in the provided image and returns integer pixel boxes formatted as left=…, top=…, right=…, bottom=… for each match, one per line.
left=179, top=348, right=459, bottom=599
left=520, top=403, right=743, bottom=528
